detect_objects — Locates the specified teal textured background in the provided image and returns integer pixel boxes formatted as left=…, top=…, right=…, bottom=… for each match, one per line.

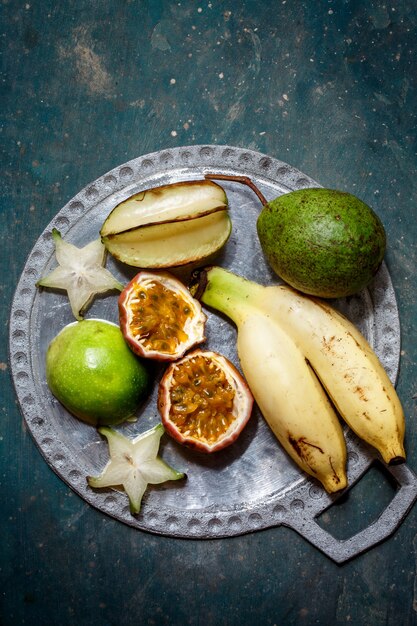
left=2, top=2, right=417, bottom=624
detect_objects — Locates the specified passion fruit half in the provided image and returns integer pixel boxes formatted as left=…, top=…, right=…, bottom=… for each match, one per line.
left=158, top=350, right=254, bottom=453
left=119, top=270, right=206, bottom=361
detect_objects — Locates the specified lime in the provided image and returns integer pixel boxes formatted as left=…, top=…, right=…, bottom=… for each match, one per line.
left=46, top=319, right=150, bottom=426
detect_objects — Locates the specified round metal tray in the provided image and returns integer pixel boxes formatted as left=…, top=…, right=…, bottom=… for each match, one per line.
left=10, top=145, right=416, bottom=562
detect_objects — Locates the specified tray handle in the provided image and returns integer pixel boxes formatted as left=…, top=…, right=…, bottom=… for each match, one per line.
left=285, top=463, right=417, bottom=564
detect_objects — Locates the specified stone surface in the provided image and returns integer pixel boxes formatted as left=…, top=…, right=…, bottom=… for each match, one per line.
left=2, top=1, right=417, bottom=625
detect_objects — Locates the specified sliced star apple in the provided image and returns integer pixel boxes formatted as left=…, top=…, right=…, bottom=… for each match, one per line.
left=100, top=179, right=231, bottom=268
left=36, top=229, right=123, bottom=320
left=87, top=424, right=185, bottom=515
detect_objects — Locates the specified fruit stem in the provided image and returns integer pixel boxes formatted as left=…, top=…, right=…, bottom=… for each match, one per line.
left=204, top=173, right=268, bottom=206
left=190, top=266, right=263, bottom=325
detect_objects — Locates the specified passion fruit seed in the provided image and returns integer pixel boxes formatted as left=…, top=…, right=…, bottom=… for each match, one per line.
left=129, top=281, right=192, bottom=355
left=158, top=350, right=254, bottom=453
left=119, top=271, right=206, bottom=361
left=169, top=354, right=236, bottom=444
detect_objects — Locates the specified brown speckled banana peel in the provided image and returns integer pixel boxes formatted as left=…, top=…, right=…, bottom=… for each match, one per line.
left=259, top=286, right=406, bottom=465
left=195, top=267, right=348, bottom=493
left=237, top=312, right=348, bottom=492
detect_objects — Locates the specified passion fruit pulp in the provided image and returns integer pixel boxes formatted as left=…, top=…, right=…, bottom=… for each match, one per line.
left=119, top=271, right=206, bottom=361
left=158, top=350, right=253, bottom=453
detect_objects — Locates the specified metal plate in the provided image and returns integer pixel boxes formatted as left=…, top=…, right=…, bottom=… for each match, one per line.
left=9, top=145, right=416, bottom=562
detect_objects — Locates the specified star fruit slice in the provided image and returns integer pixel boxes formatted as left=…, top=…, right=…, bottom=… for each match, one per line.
left=36, top=229, right=123, bottom=320
left=87, top=424, right=185, bottom=514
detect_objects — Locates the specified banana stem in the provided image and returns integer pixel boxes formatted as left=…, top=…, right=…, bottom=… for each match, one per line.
left=190, top=266, right=263, bottom=324
left=204, top=173, right=268, bottom=206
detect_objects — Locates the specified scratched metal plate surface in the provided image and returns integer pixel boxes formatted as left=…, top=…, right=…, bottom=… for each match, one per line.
left=9, top=145, right=402, bottom=543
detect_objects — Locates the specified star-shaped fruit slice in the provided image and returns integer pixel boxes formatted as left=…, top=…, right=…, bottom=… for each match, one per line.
left=87, top=424, right=185, bottom=514
left=37, top=229, right=123, bottom=319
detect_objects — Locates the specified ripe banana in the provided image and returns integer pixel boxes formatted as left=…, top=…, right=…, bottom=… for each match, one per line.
left=259, top=285, right=406, bottom=465
left=192, top=267, right=348, bottom=493
left=193, top=266, right=405, bottom=468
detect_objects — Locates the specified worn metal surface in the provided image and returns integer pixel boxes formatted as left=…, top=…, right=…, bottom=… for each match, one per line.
left=9, top=146, right=416, bottom=561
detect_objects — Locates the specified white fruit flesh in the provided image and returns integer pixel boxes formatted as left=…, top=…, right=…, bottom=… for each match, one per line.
left=36, top=229, right=123, bottom=320
left=87, top=424, right=184, bottom=514
left=104, top=210, right=231, bottom=268
left=101, top=179, right=228, bottom=236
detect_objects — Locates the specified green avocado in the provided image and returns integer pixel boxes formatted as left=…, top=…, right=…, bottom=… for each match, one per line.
left=256, top=188, right=386, bottom=298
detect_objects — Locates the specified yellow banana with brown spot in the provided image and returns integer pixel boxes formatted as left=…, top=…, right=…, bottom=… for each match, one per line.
left=259, top=285, right=405, bottom=464
left=237, top=310, right=348, bottom=492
